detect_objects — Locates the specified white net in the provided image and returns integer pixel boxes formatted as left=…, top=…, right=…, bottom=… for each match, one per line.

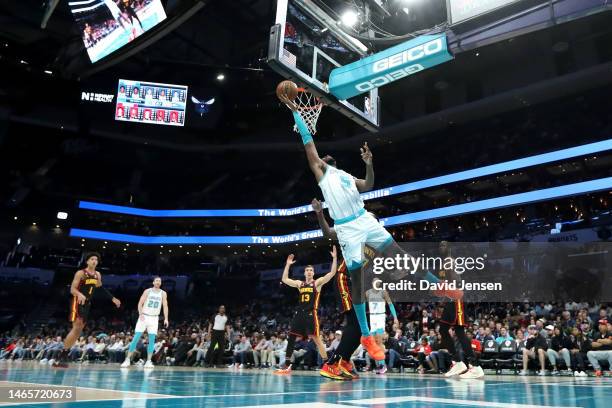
left=292, top=89, right=323, bottom=135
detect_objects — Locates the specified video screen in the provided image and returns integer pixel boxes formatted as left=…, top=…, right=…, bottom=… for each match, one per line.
left=69, top=0, right=167, bottom=63
left=115, top=79, right=188, bottom=126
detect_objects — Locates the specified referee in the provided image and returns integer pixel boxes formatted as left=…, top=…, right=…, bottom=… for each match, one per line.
left=205, top=305, right=230, bottom=368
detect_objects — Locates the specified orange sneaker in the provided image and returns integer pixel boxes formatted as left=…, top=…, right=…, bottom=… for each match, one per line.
left=595, top=370, right=602, bottom=377
left=339, top=359, right=359, bottom=380
left=320, top=363, right=350, bottom=380
left=361, top=335, right=385, bottom=361
left=274, top=364, right=292, bottom=375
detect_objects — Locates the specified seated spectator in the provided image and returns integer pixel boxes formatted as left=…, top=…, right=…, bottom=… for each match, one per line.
left=228, top=334, right=252, bottom=368
left=495, top=327, right=514, bottom=344
left=520, top=325, right=548, bottom=376
left=415, top=337, right=432, bottom=374
left=468, top=331, right=482, bottom=364
left=546, top=325, right=572, bottom=375
left=0, top=340, right=16, bottom=360
left=68, top=337, right=86, bottom=361
left=568, top=327, right=590, bottom=377
left=273, top=334, right=287, bottom=367
left=586, top=319, right=612, bottom=377
left=384, top=331, right=403, bottom=373
left=252, top=334, right=267, bottom=368
left=194, top=335, right=210, bottom=367
left=289, top=335, right=308, bottom=368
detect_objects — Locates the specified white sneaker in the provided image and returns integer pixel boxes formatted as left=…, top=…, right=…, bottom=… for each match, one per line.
left=574, top=371, right=580, bottom=377
left=120, top=358, right=130, bottom=368
left=579, top=371, right=588, bottom=377
left=40, top=358, right=48, bottom=364
left=227, top=364, right=235, bottom=369
left=144, top=360, right=154, bottom=369
left=48, top=359, right=55, bottom=366
left=238, top=363, right=244, bottom=369
left=537, top=370, right=546, bottom=376
left=551, top=369, right=559, bottom=375
left=444, top=361, right=468, bottom=377
left=459, top=365, right=485, bottom=380
left=518, top=370, right=529, bottom=376
left=135, top=359, right=144, bottom=367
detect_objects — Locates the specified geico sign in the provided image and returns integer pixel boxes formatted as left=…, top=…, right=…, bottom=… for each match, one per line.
left=355, top=64, right=424, bottom=92
left=354, top=37, right=443, bottom=93
left=372, top=37, right=444, bottom=73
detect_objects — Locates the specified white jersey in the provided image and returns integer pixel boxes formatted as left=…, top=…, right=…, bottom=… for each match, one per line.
left=142, top=288, right=164, bottom=316
left=318, top=166, right=364, bottom=221
left=366, top=289, right=386, bottom=315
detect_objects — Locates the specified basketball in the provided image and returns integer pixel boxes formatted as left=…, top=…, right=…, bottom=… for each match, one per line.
left=276, top=80, right=298, bottom=102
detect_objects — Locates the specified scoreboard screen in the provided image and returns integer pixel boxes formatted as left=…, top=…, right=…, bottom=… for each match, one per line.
left=115, top=79, right=188, bottom=126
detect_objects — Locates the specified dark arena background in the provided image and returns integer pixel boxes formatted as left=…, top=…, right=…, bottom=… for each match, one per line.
left=0, top=0, right=611, bottom=407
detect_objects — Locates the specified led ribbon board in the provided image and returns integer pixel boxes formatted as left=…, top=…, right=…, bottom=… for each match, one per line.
left=77, top=139, right=612, bottom=218
left=329, top=34, right=454, bottom=100
left=70, top=177, right=612, bottom=244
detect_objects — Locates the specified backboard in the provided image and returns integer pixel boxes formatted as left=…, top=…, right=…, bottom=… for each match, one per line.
left=268, top=0, right=380, bottom=132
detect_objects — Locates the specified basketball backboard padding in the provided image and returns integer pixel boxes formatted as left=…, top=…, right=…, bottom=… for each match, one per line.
left=329, top=34, right=454, bottom=100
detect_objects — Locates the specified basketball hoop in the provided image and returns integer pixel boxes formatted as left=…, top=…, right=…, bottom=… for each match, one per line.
left=292, top=87, right=323, bottom=135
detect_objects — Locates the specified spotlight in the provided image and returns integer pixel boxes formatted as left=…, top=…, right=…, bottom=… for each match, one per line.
left=340, top=10, right=359, bottom=27
left=44, top=70, right=53, bottom=75
left=57, top=211, right=68, bottom=220
left=216, top=73, right=225, bottom=81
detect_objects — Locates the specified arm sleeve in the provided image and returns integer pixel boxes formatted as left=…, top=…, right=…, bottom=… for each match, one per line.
left=389, top=303, right=398, bottom=319
left=100, top=286, right=115, bottom=301
left=292, top=111, right=313, bottom=145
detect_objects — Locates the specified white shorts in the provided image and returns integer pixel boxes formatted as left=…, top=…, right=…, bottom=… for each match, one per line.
left=334, top=211, right=393, bottom=270
left=135, top=315, right=159, bottom=335
left=370, top=313, right=386, bottom=335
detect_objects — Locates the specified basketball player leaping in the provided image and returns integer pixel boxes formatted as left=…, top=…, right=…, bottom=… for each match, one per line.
left=278, top=87, right=459, bottom=362
left=121, top=276, right=169, bottom=369
left=275, top=247, right=338, bottom=374
left=53, top=253, right=121, bottom=367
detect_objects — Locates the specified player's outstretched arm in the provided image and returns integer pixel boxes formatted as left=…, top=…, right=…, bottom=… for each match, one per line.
left=295, top=112, right=326, bottom=181
left=312, top=198, right=337, bottom=240
left=315, top=246, right=337, bottom=288
left=162, top=291, right=169, bottom=327
left=355, top=142, right=374, bottom=192
left=281, top=254, right=302, bottom=288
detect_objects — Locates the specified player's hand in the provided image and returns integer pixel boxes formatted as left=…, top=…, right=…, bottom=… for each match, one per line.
left=330, top=245, right=337, bottom=259
left=77, top=293, right=87, bottom=305
left=360, top=142, right=372, bottom=165
left=112, top=298, right=121, bottom=308
left=286, top=254, right=296, bottom=266
left=139, top=314, right=145, bottom=322
left=164, top=319, right=169, bottom=328
left=279, top=93, right=298, bottom=111
left=311, top=198, right=323, bottom=213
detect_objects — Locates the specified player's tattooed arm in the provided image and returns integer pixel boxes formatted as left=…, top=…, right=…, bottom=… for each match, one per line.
left=71, top=270, right=86, bottom=305
left=311, top=198, right=337, bottom=240
left=315, top=246, right=337, bottom=289
left=355, top=142, right=374, bottom=192
left=281, top=254, right=302, bottom=288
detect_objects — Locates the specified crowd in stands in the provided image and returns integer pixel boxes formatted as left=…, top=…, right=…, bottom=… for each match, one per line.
left=1, top=301, right=610, bottom=377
